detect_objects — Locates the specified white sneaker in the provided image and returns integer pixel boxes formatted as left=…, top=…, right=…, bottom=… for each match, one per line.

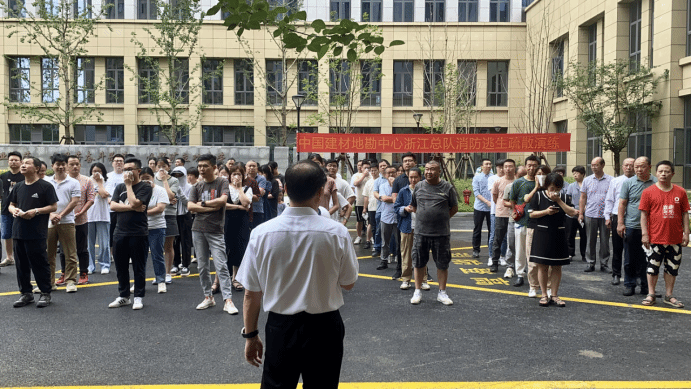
left=196, top=297, right=216, bottom=310
left=421, top=282, right=431, bottom=291
left=504, top=268, right=515, bottom=279
left=180, top=267, right=190, bottom=276
left=500, top=256, right=508, bottom=266
left=132, top=297, right=143, bottom=310
left=101, top=268, right=109, bottom=275
left=437, top=291, right=453, bottom=305
left=191, top=257, right=197, bottom=263
left=165, top=274, right=172, bottom=284
left=528, top=288, right=537, bottom=298
left=353, top=236, right=362, bottom=244
left=0, top=257, right=15, bottom=267
left=410, top=290, right=422, bottom=305
left=130, top=284, right=135, bottom=293
left=158, top=283, right=167, bottom=294
left=400, top=281, right=410, bottom=290
left=109, top=297, right=131, bottom=308
left=547, top=288, right=552, bottom=298
left=170, top=266, right=179, bottom=274
left=66, top=281, right=77, bottom=293
left=32, top=286, right=41, bottom=294
left=87, top=270, right=93, bottom=275
left=223, top=300, right=239, bottom=315
left=487, top=258, right=493, bottom=266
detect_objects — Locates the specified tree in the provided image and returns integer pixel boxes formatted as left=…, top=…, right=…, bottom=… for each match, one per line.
left=560, top=59, right=668, bottom=175
left=1, top=0, right=109, bottom=144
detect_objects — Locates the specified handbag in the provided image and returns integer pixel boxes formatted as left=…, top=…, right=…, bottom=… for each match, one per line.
left=512, top=203, right=526, bottom=222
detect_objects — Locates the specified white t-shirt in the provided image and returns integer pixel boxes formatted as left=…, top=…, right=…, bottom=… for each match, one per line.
left=334, top=176, right=355, bottom=203
left=352, top=172, right=371, bottom=207
left=487, top=174, right=501, bottom=215
left=106, top=171, right=124, bottom=214
left=47, top=175, right=81, bottom=225
left=147, top=185, right=170, bottom=230
left=329, top=192, right=350, bottom=223
left=229, top=185, right=253, bottom=205
left=362, top=179, right=377, bottom=212
left=87, top=179, right=111, bottom=223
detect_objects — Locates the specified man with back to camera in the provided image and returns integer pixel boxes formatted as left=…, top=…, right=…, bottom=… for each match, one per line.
left=604, top=158, right=635, bottom=285
left=472, top=158, right=494, bottom=259
left=0, top=151, right=24, bottom=269
left=236, top=160, right=358, bottom=389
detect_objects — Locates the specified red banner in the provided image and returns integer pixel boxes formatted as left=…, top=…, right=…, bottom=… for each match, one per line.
left=297, top=133, right=571, bottom=153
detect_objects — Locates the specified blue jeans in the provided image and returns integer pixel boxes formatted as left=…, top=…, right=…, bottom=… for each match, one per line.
left=88, top=221, right=110, bottom=272
left=624, top=227, right=647, bottom=289
left=148, top=228, right=166, bottom=284
left=1, top=214, right=13, bottom=240
left=374, top=212, right=382, bottom=251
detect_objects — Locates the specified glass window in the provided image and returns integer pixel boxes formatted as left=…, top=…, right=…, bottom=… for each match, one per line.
left=9, top=57, right=30, bottom=103
left=674, top=97, right=691, bottom=189
left=552, top=41, right=564, bottom=98
left=75, top=57, right=95, bottom=103
left=393, top=60, right=413, bottom=106
left=393, top=0, right=413, bottom=22
left=266, top=60, right=284, bottom=106
left=425, top=0, right=444, bottom=22
left=360, top=60, right=381, bottom=106
left=138, top=0, right=156, bottom=19
left=586, top=127, right=602, bottom=176
left=361, top=0, right=381, bottom=22
left=203, top=59, right=223, bottom=105
left=588, top=23, right=597, bottom=85
left=74, top=0, right=91, bottom=17
left=7, top=0, right=26, bottom=17
left=9, top=124, right=58, bottom=144
left=555, top=121, right=567, bottom=167
left=74, top=125, right=124, bottom=144
left=489, top=0, right=509, bottom=22
left=171, top=58, right=189, bottom=104
left=649, top=0, right=654, bottom=67
left=298, top=60, right=318, bottom=106
left=424, top=60, right=444, bottom=106
left=629, top=0, right=642, bottom=72
left=268, top=0, right=297, bottom=21
left=202, top=126, right=253, bottom=146
left=487, top=61, right=508, bottom=107
left=104, top=0, right=124, bottom=19
left=687, top=0, right=691, bottom=57
left=106, top=58, right=124, bottom=104
left=330, top=0, right=350, bottom=21
left=41, top=0, right=59, bottom=16
left=235, top=59, right=254, bottom=105
left=139, top=125, right=189, bottom=145
left=41, top=57, right=59, bottom=103
left=138, top=58, right=158, bottom=104
left=628, top=111, right=652, bottom=160
left=329, top=60, right=350, bottom=106
left=458, top=0, right=477, bottom=22
left=458, top=60, right=476, bottom=106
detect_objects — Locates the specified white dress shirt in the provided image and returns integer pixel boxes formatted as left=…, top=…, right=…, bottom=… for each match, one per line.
left=604, top=175, right=629, bottom=216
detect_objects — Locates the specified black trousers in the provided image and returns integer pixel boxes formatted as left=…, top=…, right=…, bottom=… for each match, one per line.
left=472, top=210, right=491, bottom=252
left=173, top=213, right=193, bottom=268
left=113, top=235, right=148, bottom=298
left=610, top=214, right=624, bottom=277
left=60, top=223, right=89, bottom=274
left=565, top=216, right=587, bottom=259
left=14, top=238, right=52, bottom=294
left=262, top=310, right=345, bottom=389
left=109, top=212, right=117, bottom=248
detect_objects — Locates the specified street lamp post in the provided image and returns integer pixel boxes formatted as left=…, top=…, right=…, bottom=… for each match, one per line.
left=413, top=113, right=423, bottom=131
left=292, top=94, right=306, bottom=161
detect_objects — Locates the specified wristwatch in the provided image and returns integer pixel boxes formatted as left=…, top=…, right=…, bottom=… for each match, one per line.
left=241, top=327, right=259, bottom=339
left=201, top=201, right=207, bottom=207
left=34, top=209, right=39, bottom=216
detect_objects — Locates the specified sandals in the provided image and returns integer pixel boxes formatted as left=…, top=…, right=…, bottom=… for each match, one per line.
left=539, top=296, right=550, bottom=307
left=641, top=294, right=656, bottom=306
left=211, top=281, right=220, bottom=294
left=664, top=295, right=684, bottom=308
left=551, top=296, right=566, bottom=307
left=232, top=279, right=244, bottom=292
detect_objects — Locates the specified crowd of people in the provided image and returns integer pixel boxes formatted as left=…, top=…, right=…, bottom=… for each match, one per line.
left=0, top=150, right=689, bottom=310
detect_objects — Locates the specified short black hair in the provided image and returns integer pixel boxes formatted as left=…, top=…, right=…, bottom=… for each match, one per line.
left=268, top=161, right=278, bottom=170
left=112, top=154, right=124, bottom=161
left=378, top=159, right=390, bottom=166
left=124, top=157, right=142, bottom=169
left=525, top=155, right=540, bottom=165
left=503, top=159, right=516, bottom=166
left=537, top=165, right=551, bottom=175
left=156, top=157, right=170, bottom=167
left=406, top=167, right=422, bottom=177
left=187, top=167, right=199, bottom=178
left=401, top=152, right=417, bottom=162
left=285, top=160, right=327, bottom=203
left=543, top=172, right=564, bottom=190
left=481, top=158, right=492, bottom=165
left=361, top=160, right=371, bottom=167
left=325, top=159, right=338, bottom=166
left=140, top=167, right=155, bottom=178
left=67, top=155, right=80, bottom=163
left=553, top=167, right=566, bottom=175
left=89, top=162, right=108, bottom=181
left=655, top=160, right=675, bottom=173
left=495, top=159, right=505, bottom=167
left=571, top=165, right=586, bottom=175
left=51, top=153, right=67, bottom=165
left=197, top=153, right=216, bottom=166
left=124, top=154, right=135, bottom=159
left=307, top=153, right=324, bottom=165
left=8, top=151, right=22, bottom=160
left=148, top=157, right=157, bottom=163
left=175, top=157, right=185, bottom=165
left=25, top=156, right=41, bottom=169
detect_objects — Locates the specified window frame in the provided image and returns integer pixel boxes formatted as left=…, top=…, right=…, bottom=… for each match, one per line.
left=361, top=0, right=382, bottom=22
left=234, top=59, right=254, bottom=106
left=424, top=0, right=445, bottom=22
left=9, top=124, right=59, bottom=144
left=74, top=125, right=124, bottom=145
left=138, top=125, right=189, bottom=145
left=298, top=60, right=318, bottom=106
left=202, top=59, right=223, bottom=105
left=9, top=57, right=30, bottom=103
left=555, top=120, right=568, bottom=168
left=171, top=57, right=189, bottom=104
left=138, top=58, right=158, bottom=104
left=41, top=57, right=59, bottom=103
left=106, top=57, right=124, bottom=104
left=330, top=0, right=350, bottom=22
left=393, top=0, right=413, bottom=22
left=329, top=60, right=350, bottom=106
left=7, top=0, right=26, bottom=17
left=486, top=61, right=508, bottom=107
left=586, top=127, right=602, bottom=176
left=489, top=0, right=509, bottom=23
left=628, top=111, right=652, bottom=161
left=360, top=60, right=381, bottom=107
left=458, top=60, right=477, bottom=106
left=138, top=0, right=157, bottom=20
left=629, top=0, right=642, bottom=72
left=424, top=60, right=444, bottom=107
left=104, top=0, right=124, bottom=19
left=551, top=41, right=564, bottom=98
left=73, top=0, right=92, bottom=18
left=266, top=59, right=284, bottom=106
left=393, top=60, right=413, bottom=107
left=75, top=57, right=95, bottom=104
left=458, top=0, right=478, bottom=22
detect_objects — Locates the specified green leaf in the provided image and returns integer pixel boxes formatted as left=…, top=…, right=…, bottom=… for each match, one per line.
left=207, top=4, right=220, bottom=16
left=250, top=10, right=267, bottom=22
left=333, top=46, right=343, bottom=56
left=374, top=46, right=385, bottom=55
left=317, top=44, right=329, bottom=59
left=347, top=48, right=356, bottom=62
left=389, top=40, right=404, bottom=47
left=311, top=19, right=325, bottom=32
left=294, top=11, right=307, bottom=20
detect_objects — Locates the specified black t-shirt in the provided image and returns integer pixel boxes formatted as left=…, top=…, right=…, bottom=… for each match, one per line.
left=0, top=171, right=25, bottom=215
left=112, top=181, right=153, bottom=237
left=392, top=174, right=409, bottom=195
left=8, top=179, right=58, bottom=240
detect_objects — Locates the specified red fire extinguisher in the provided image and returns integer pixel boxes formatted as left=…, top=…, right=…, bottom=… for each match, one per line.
left=463, top=189, right=472, bottom=205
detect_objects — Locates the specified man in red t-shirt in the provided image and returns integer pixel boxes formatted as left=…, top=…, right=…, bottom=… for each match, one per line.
left=639, top=160, right=690, bottom=308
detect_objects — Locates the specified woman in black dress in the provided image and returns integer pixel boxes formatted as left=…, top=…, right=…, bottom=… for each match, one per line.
left=527, top=173, right=579, bottom=307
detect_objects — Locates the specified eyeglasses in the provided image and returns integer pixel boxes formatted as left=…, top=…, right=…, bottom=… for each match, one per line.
left=123, top=168, right=140, bottom=172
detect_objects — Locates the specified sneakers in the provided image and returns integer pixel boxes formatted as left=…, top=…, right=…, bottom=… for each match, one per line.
left=371, top=250, right=380, bottom=258
left=78, top=273, right=89, bottom=285
left=500, top=256, right=508, bottom=266
left=109, top=297, right=131, bottom=308
left=87, top=270, right=93, bottom=275
left=489, top=264, right=498, bottom=273
left=400, top=281, right=410, bottom=290
left=504, top=268, right=515, bottom=279
left=421, top=282, right=431, bottom=291
left=363, top=241, right=371, bottom=249
left=55, top=274, right=66, bottom=286
left=410, top=290, right=422, bottom=304
left=0, top=257, right=15, bottom=267
left=376, top=260, right=388, bottom=270
left=132, top=297, right=143, bottom=310
left=13, top=293, right=35, bottom=307
left=101, top=268, right=110, bottom=275
left=528, top=288, right=537, bottom=298
left=158, top=283, right=167, bottom=294
left=487, top=258, right=493, bottom=266
left=190, top=257, right=197, bottom=264
left=170, top=266, right=180, bottom=275
left=387, top=255, right=394, bottom=264
left=223, top=299, right=239, bottom=315
left=472, top=251, right=480, bottom=258
left=196, top=297, right=216, bottom=310
left=437, top=291, right=453, bottom=305
left=353, top=236, right=362, bottom=244
left=32, top=286, right=41, bottom=294
left=65, top=281, right=77, bottom=293
left=180, top=267, right=190, bottom=277
left=36, top=293, right=51, bottom=308
left=165, top=274, right=172, bottom=284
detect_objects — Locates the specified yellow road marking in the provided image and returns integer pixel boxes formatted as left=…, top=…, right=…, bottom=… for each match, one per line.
left=357, top=246, right=481, bottom=259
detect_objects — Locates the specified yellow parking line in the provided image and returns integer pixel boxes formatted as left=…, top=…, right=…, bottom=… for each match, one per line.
left=358, top=246, right=482, bottom=260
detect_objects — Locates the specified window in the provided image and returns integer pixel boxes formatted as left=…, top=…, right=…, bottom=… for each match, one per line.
left=552, top=41, right=564, bottom=98
left=360, top=60, right=381, bottom=106
left=329, top=60, right=350, bottom=105
left=171, top=58, right=189, bottom=104
left=649, top=0, right=654, bottom=67
left=393, top=0, right=413, bottom=22
left=41, top=57, right=59, bottom=103
left=138, top=0, right=156, bottom=19
left=138, top=58, right=158, bottom=104
left=629, top=0, right=642, bottom=72
left=139, top=125, right=189, bottom=145
left=458, top=0, right=477, bottom=22
left=687, top=0, right=691, bottom=57
left=74, top=0, right=91, bottom=18
left=41, top=0, right=59, bottom=16
left=361, top=0, right=381, bottom=21
left=9, top=124, right=59, bottom=144
left=74, top=125, right=124, bottom=144
left=266, top=60, right=284, bottom=106
left=75, top=57, right=95, bottom=103
left=104, top=0, right=124, bottom=19
left=330, top=0, right=350, bottom=21
left=7, top=0, right=26, bottom=17
left=489, top=0, right=509, bottom=22
left=202, top=126, right=254, bottom=146
left=588, top=23, right=597, bottom=85
left=586, top=127, right=602, bottom=176
left=458, top=60, right=476, bottom=106
left=393, top=127, right=431, bottom=164
left=235, top=59, right=254, bottom=105
left=106, top=58, right=124, bottom=103
left=628, top=111, right=651, bottom=160
left=393, top=60, right=413, bottom=106
left=555, top=121, right=567, bottom=168
left=203, top=59, right=223, bottom=105
left=266, top=126, right=300, bottom=147
left=674, top=97, right=691, bottom=189
left=424, top=60, right=444, bottom=106
left=487, top=61, right=508, bottom=107
left=9, top=57, right=30, bottom=103
left=298, top=60, right=317, bottom=106
left=425, top=0, right=444, bottom=22
left=268, top=0, right=297, bottom=21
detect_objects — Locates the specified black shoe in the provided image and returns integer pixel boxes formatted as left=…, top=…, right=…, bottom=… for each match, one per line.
left=426, top=274, right=434, bottom=282
left=640, top=287, right=649, bottom=295
left=472, top=251, right=480, bottom=258
left=581, top=257, right=586, bottom=262
left=363, top=242, right=371, bottom=250
left=13, top=293, right=34, bottom=308
left=371, top=250, right=380, bottom=258
left=584, top=265, right=595, bottom=272
left=513, top=277, right=524, bottom=287
left=600, top=265, right=611, bottom=273
left=489, top=264, right=498, bottom=273
left=623, top=287, right=636, bottom=296
left=36, top=293, right=51, bottom=308
left=376, top=260, right=388, bottom=270
left=611, top=275, right=620, bottom=285
left=391, top=270, right=402, bottom=280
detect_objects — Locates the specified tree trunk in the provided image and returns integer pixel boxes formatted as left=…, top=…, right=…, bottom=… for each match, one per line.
left=612, top=150, right=622, bottom=176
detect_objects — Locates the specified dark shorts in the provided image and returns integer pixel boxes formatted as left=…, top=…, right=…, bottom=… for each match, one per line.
left=355, top=206, right=364, bottom=223
left=412, top=234, right=451, bottom=270
left=165, top=215, right=179, bottom=237
left=646, top=244, right=683, bottom=277
left=368, top=211, right=376, bottom=227
left=1, top=214, right=13, bottom=240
